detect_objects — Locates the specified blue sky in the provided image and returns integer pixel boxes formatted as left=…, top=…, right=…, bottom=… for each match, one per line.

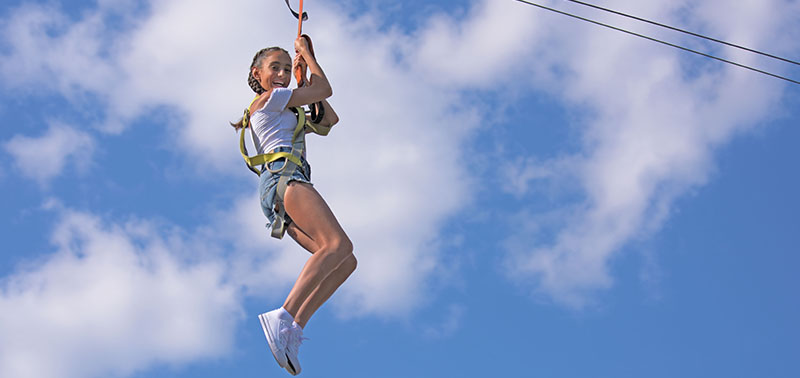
left=1, top=0, right=799, bottom=377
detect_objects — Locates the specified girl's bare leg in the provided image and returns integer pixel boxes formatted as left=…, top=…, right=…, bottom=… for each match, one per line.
left=281, top=182, right=357, bottom=328
left=286, top=224, right=357, bottom=328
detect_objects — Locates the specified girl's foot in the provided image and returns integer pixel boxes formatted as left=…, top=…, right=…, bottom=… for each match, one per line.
left=284, top=323, right=306, bottom=375
left=258, top=308, right=293, bottom=370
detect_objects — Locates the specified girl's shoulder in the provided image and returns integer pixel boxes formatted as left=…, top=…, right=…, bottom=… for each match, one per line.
left=252, top=87, right=294, bottom=114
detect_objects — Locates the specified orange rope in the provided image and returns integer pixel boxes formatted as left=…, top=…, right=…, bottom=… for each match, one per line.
left=297, top=0, right=304, bottom=37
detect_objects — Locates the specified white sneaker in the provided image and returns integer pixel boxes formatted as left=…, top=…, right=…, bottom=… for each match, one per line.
left=258, top=309, right=293, bottom=369
left=284, top=324, right=307, bottom=375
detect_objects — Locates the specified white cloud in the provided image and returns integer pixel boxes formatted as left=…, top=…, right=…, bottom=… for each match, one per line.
left=4, top=121, right=95, bottom=185
left=204, top=194, right=311, bottom=297
left=0, top=3, right=117, bottom=98
left=411, top=0, right=542, bottom=88
left=0, top=205, right=242, bottom=378
left=499, top=0, right=797, bottom=306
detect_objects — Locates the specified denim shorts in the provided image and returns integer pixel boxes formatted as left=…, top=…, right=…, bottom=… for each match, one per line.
left=258, top=147, right=312, bottom=225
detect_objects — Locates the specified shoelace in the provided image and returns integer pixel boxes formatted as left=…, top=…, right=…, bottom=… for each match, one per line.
left=276, top=321, right=293, bottom=349
left=284, top=326, right=308, bottom=353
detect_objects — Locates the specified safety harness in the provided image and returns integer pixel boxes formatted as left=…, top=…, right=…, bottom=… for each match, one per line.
left=239, top=97, right=331, bottom=239
left=238, top=0, right=331, bottom=239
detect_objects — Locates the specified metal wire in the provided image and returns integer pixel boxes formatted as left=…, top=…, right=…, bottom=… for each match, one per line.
left=562, top=0, right=800, bottom=67
left=514, top=0, right=800, bottom=85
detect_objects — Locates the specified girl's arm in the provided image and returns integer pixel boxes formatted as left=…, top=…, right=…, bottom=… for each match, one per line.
left=315, top=98, right=339, bottom=127
left=287, top=37, right=332, bottom=108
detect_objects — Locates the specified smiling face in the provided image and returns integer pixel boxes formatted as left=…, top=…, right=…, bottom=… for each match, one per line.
left=252, top=50, right=292, bottom=93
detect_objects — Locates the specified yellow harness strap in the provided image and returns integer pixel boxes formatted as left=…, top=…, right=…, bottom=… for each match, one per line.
left=239, top=97, right=306, bottom=175
left=304, top=120, right=331, bottom=136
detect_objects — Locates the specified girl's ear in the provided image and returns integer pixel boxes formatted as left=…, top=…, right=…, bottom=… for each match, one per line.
left=252, top=66, right=259, bottom=81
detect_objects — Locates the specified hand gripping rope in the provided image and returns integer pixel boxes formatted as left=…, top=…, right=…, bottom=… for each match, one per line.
left=238, top=0, right=332, bottom=239
left=288, top=0, right=325, bottom=123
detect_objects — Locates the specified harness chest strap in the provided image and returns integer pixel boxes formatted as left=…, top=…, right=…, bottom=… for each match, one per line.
left=239, top=98, right=308, bottom=175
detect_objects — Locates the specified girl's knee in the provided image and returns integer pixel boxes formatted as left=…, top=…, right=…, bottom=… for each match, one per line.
left=317, top=234, right=352, bottom=262
left=328, top=234, right=352, bottom=255
left=342, top=253, right=357, bottom=273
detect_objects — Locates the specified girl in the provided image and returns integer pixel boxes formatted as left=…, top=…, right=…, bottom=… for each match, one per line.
left=232, top=36, right=357, bottom=375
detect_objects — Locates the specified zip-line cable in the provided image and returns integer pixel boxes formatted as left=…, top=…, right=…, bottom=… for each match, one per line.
left=561, top=0, right=800, bottom=67
left=514, top=0, right=800, bottom=86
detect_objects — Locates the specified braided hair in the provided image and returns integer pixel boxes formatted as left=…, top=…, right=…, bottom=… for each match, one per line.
left=231, top=47, right=290, bottom=130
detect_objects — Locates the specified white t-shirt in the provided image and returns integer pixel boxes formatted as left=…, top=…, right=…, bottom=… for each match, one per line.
left=249, top=87, right=298, bottom=154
